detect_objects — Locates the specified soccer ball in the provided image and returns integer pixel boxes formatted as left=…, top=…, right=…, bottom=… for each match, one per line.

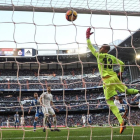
left=66, top=9, right=77, bottom=22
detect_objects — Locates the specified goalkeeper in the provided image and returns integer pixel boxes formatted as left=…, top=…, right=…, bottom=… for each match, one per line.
left=86, top=28, right=140, bottom=134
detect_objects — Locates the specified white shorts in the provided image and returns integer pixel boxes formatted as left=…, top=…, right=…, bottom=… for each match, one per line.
left=83, top=120, right=86, bottom=124
left=21, top=121, right=24, bottom=125
left=138, top=103, right=140, bottom=108
left=42, top=107, right=55, bottom=115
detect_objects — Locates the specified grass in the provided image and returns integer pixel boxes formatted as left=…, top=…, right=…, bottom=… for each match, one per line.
left=1, top=126, right=140, bottom=140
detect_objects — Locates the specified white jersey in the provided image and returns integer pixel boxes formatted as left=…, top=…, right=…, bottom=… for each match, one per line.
left=40, top=92, right=53, bottom=107
left=82, top=116, right=86, bottom=121
left=114, top=99, right=122, bottom=110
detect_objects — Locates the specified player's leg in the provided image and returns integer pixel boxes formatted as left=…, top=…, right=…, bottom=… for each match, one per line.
left=42, top=107, right=49, bottom=132
left=17, top=122, right=19, bottom=129
left=23, top=122, right=25, bottom=128
left=43, top=112, right=52, bottom=131
left=83, top=121, right=86, bottom=127
left=20, top=121, right=22, bottom=127
left=46, top=119, right=53, bottom=131
left=113, top=109, right=125, bottom=120
left=34, top=114, right=39, bottom=131
left=21, top=122, right=23, bottom=128
left=115, top=76, right=139, bottom=95
left=49, top=108, right=60, bottom=131
left=88, top=120, right=91, bottom=125
left=106, top=98, right=123, bottom=124
left=15, top=122, right=18, bottom=129
left=106, top=98, right=125, bottom=134
left=43, top=114, right=49, bottom=132
left=14, top=121, right=16, bottom=129
left=52, top=114, right=60, bottom=131
left=103, top=77, right=125, bottom=134
left=23, top=123, right=25, bottom=128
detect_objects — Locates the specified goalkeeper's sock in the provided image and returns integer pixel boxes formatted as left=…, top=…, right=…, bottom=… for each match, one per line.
left=106, top=100, right=123, bottom=124
left=126, top=89, right=139, bottom=95
left=34, top=121, right=37, bottom=129
left=53, top=116, right=57, bottom=129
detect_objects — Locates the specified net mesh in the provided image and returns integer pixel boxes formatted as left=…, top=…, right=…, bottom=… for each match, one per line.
left=0, top=0, right=140, bottom=140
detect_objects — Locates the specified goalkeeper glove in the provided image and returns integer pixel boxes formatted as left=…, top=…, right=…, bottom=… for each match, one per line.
left=86, top=28, right=93, bottom=39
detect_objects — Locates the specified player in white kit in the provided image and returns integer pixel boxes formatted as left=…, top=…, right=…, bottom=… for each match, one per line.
left=7, top=119, right=9, bottom=128
left=20, top=115, right=25, bottom=127
left=114, top=96, right=128, bottom=123
left=81, top=114, right=86, bottom=127
left=40, top=86, right=60, bottom=132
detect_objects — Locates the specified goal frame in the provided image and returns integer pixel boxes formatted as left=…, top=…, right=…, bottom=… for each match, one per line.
left=0, top=6, right=140, bottom=16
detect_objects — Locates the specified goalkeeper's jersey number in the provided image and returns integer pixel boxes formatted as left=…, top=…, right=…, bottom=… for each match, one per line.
left=103, top=56, right=113, bottom=69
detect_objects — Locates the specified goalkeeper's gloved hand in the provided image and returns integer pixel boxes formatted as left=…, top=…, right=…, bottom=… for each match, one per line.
left=86, top=28, right=93, bottom=39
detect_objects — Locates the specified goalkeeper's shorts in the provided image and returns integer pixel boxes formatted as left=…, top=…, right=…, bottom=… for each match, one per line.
left=103, top=75, right=127, bottom=100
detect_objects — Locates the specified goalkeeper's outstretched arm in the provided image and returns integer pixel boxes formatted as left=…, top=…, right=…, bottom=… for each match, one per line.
left=86, top=28, right=98, bottom=58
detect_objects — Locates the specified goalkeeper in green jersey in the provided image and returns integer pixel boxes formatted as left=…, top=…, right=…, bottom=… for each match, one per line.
left=86, top=28, right=139, bottom=134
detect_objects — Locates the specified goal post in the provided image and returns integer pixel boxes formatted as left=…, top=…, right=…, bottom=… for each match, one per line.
left=0, top=6, right=140, bottom=16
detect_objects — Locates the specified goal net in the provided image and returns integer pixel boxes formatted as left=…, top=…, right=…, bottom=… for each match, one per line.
left=0, top=0, right=140, bottom=140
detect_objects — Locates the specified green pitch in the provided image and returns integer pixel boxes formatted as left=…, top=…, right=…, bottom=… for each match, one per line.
left=1, top=126, right=140, bottom=140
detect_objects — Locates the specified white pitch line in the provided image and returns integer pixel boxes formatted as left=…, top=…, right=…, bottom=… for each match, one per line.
left=1, top=135, right=140, bottom=139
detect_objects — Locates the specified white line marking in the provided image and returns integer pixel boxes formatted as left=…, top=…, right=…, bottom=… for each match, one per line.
left=1, top=135, right=140, bottom=139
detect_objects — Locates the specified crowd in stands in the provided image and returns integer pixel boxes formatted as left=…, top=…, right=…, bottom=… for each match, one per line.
left=0, top=74, right=135, bottom=90
left=0, top=78, right=102, bottom=89
left=0, top=68, right=98, bottom=76
left=0, top=66, right=136, bottom=90
left=0, top=92, right=104, bottom=101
